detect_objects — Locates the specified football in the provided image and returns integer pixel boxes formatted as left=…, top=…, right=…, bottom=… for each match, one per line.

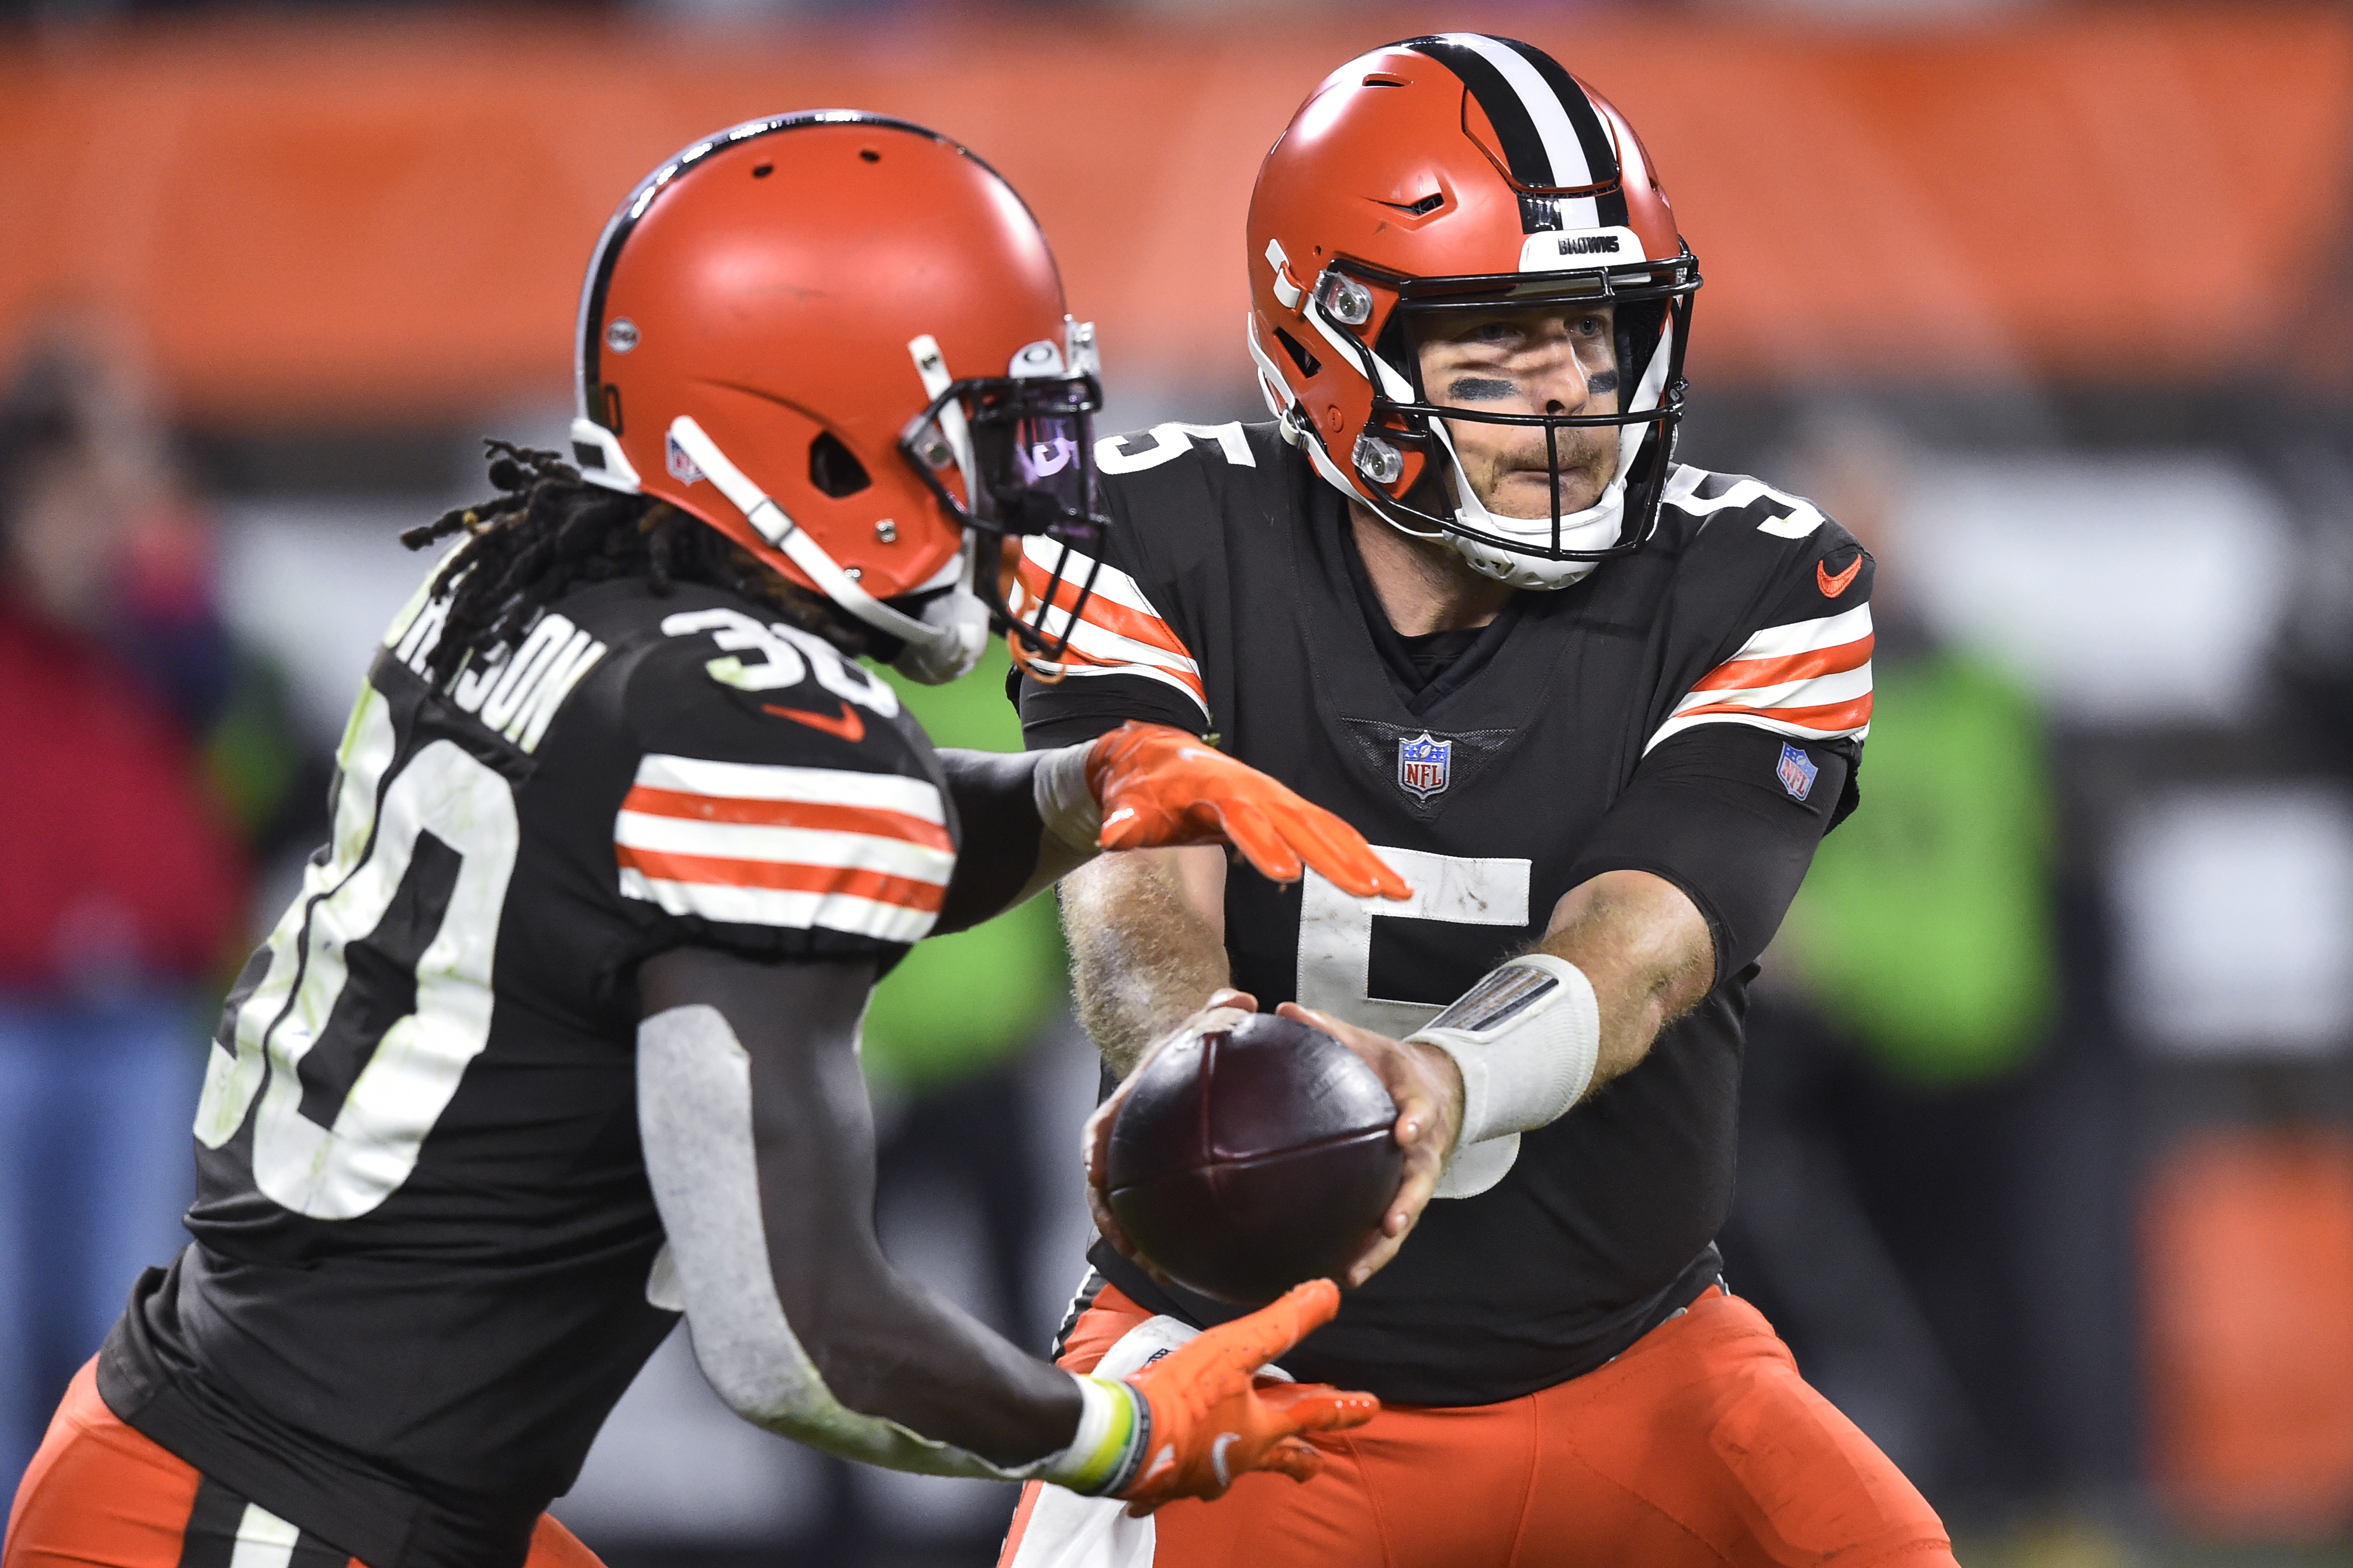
left=1105, top=1011, right=1404, bottom=1305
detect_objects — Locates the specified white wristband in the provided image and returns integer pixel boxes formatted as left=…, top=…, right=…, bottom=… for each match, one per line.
left=1038, top=1373, right=1146, bottom=1495
left=1033, top=741, right=1103, bottom=855
left=1408, top=954, right=1599, bottom=1197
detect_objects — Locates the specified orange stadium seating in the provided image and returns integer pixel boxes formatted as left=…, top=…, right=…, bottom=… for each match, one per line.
left=0, top=4, right=2347, bottom=421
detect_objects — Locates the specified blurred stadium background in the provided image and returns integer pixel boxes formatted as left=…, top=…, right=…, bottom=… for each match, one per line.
left=2, top=0, right=2349, bottom=1564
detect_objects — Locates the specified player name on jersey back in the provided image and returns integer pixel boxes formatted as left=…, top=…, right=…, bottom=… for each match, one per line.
left=382, top=572, right=608, bottom=753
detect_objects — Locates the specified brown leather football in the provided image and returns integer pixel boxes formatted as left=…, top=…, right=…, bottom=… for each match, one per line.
left=1105, top=1011, right=1403, bottom=1305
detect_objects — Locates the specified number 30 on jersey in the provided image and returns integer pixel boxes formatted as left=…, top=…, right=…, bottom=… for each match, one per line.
left=195, top=684, right=519, bottom=1220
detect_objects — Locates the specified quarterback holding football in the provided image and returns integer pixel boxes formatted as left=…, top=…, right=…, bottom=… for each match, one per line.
left=1001, top=34, right=1955, bottom=1568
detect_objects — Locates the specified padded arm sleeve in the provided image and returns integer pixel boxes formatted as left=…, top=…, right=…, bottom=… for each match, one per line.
left=1569, top=724, right=1856, bottom=981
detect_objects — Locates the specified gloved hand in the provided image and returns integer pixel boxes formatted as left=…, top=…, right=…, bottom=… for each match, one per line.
left=1110, top=1279, right=1376, bottom=1515
left=1086, top=722, right=1410, bottom=899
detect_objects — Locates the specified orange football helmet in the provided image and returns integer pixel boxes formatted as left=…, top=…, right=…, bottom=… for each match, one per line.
left=1246, top=36, right=1700, bottom=589
left=571, top=111, right=1106, bottom=681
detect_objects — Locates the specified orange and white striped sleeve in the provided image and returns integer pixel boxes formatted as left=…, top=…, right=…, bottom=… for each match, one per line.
left=614, top=754, right=954, bottom=946
left=1645, top=602, right=1874, bottom=753
left=1007, top=536, right=1210, bottom=728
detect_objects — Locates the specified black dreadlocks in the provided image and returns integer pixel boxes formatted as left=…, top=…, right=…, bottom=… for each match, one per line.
left=400, top=442, right=883, bottom=689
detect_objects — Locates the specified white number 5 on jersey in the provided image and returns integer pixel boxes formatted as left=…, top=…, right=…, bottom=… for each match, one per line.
left=1296, top=847, right=1533, bottom=1200
left=1295, top=847, right=1531, bottom=1037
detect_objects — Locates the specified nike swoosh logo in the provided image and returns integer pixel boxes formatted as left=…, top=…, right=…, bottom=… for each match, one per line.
left=762, top=702, right=865, bottom=743
left=1211, top=1432, right=1239, bottom=1489
left=1817, top=555, right=1863, bottom=598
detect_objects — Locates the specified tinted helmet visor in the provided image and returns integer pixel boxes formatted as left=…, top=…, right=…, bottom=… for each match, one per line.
left=899, top=372, right=1108, bottom=658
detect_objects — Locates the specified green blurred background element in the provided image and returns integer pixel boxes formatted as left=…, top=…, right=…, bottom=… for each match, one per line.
left=860, top=640, right=1066, bottom=1094
left=1784, top=648, right=2058, bottom=1089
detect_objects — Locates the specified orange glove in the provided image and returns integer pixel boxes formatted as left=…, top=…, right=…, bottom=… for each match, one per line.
left=1086, top=723, right=1410, bottom=899
left=1111, top=1279, right=1378, bottom=1515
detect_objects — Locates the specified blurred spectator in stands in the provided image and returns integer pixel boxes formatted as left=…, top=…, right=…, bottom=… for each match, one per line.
left=1719, top=409, right=2138, bottom=1558
left=0, top=324, right=289, bottom=1493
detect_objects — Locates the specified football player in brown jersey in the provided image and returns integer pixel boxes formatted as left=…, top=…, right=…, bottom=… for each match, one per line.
left=998, top=35, right=1957, bottom=1568
left=2, top=114, right=1410, bottom=1568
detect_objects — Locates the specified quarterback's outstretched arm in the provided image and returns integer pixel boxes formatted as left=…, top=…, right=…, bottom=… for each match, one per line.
left=1074, top=863, right=1712, bottom=1289
left=1297, top=727, right=1853, bottom=1283
left=1077, top=725, right=1844, bottom=1289
left=1532, top=867, right=1717, bottom=1091
left=634, top=944, right=1376, bottom=1506
left=931, top=722, right=1407, bottom=937
left=1057, top=846, right=1231, bottom=1078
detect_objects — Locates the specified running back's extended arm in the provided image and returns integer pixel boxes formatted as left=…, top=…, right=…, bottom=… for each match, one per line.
left=636, top=945, right=1083, bottom=1468
left=933, top=725, right=1409, bottom=940
left=930, top=746, right=1093, bottom=935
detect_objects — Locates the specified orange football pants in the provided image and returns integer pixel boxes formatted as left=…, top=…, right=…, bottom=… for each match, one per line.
left=5, top=1361, right=604, bottom=1568
left=1000, top=1284, right=1958, bottom=1568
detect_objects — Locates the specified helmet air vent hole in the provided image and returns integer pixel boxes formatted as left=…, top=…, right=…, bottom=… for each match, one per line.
left=752, top=162, right=773, bottom=179
left=1403, top=192, right=1443, bottom=216
left=1362, top=73, right=1408, bottom=88
left=809, top=431, right=872, bottom=497
left=1273, top=327, right=1321, bottom=379
left=859, top=147, right=882, bottom=163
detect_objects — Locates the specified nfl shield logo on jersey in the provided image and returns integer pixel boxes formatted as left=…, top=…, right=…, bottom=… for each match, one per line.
left=666, top=430, right=706, bottom=485
left=1777, top=742, right=1818, bottom=801
left=1398, top=732, right=1451, bottom=800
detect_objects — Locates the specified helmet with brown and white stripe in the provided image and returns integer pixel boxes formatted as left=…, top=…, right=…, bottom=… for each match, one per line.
left=1246, top=36, right=1700, bottom=589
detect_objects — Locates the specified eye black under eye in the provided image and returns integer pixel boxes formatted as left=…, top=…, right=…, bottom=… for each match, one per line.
left=1449, top=376, right=1518, bottom=400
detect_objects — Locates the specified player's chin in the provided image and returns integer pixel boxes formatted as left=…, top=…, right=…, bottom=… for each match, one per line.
left=1484, top=470, right=1608, bottom=520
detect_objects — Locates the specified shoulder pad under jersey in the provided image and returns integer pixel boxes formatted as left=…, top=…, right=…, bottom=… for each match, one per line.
left=1006, top=421, right=1280, bottom=732
left=1647, top=466, right=1875, bottom=756
left=614, top=595, right=953, bottom=948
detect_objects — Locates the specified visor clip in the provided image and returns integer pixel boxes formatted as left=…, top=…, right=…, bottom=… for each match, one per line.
left=1353, top=434, right=1405, bottom=486
left=1066, top=319, right=1101, bottom=376
left=1320, top=273, right=1374, bottom=327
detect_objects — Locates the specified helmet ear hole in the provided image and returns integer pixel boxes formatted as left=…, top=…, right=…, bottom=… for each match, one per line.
left=1272, top=327, right=1322, bottom=379
left=808, top=430, right=872, bottom=497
